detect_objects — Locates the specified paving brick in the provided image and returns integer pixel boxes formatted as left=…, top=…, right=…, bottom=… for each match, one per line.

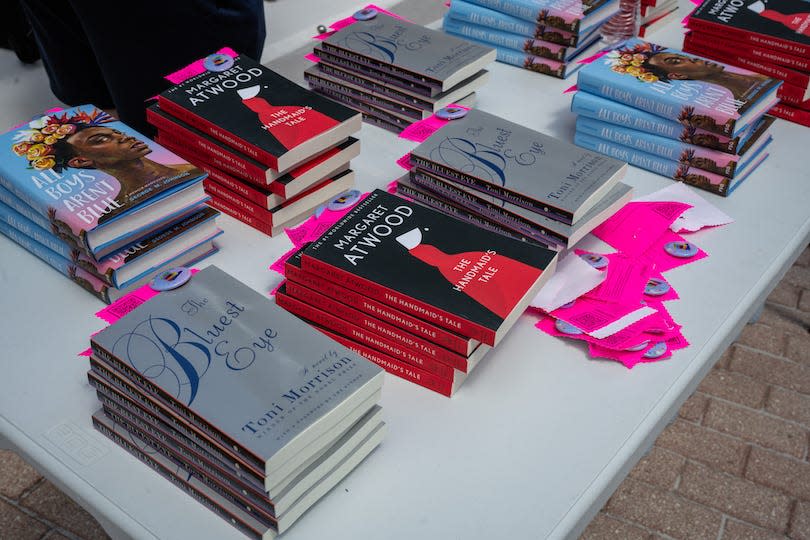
left=797, top=246, right=810, bottom=268
left=0, top=499, right=49, bottom=540
left=677, top=461, right=792, bottom=533
left=786, top=333, right=810, bottom=366
left=43, top=533, right=72, bottom=540
left=745, top=446, right=810, bottom=500
left=19, top=481, right=110, bottom=540
left=736, top=323, right=786, bottom=357
left=0, top=450, right=42, bottom=499
left=791, top=500, right=810, bottom=540
left=579, top=513, right=650, bottom=540
left=730, top=347, right=810, bottom=395
left=759, top=307, right=810, bottom=335
left=628, top=447, right=685, bottom=490
left=722, top=519, right=786, bottom=540
left=698, top=369, right=769, bottom=409
left=785, top=266, right=810, bottom=288
left=703, top=400, right=806, bottom=458
left=766, top=386, right=810, bottom=426
left=656, top=420, right=748, bottom=475
left=767, top=281, right=800, bottom=309
left=678, top=392, right=708, bottom=423
left=715, top=347, right=733, bottom=370
left=800, top=289, right=810, bottom=312
left=605, top=478, right=721, bottom=540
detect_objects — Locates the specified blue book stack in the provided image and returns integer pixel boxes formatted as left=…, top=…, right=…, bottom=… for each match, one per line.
left=443, top=0, right=618, bottom=79
left=572, top=38, right=781, bottom=195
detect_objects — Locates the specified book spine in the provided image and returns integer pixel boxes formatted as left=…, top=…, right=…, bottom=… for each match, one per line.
left=571, top=91, right=740, bottom=153
left=768, top=103, right=810, bottom=127
left=443, top=18, right=569, bottom=61
left=686, top=31, right=810, bottom=72
left=303, top=72, right=423, bottom=120
left=278, top=284, right=459, bottom=377
left=686, top=16, right=810, bottom=58
left=574, top=131, right=730, bottom=196
left=315, top=326, right=454, bottom=397
left=451, top=34, right=569, bottom=78
left=87, top=344, right=267, bottom=475
left=313, top=49, right=435, bottom=97
left=308, top=85, right=412, bottom=133
left=406, top=171, right=565, bottom=246
left=300, top=253, right=493, bottom=344
left=91, top=416, right=264, bottom=540
left=409, top=154, right=574, bottom=224
left=90, top=374, right=265, bottom=490
left=207, top=197, right=275, bottom=236
left=315, top=63, right=432, bottom=110
left=683, top=40, right=809, bottom=89
left=576, top=117, right=740, bottom=177
left=203, top=179, right=275, bottom=224
left=284, top=262, right=474, bottom=357
left=449, top=0, right=546, bottom=39
left=146, top=108, right=268, bottom=184
left=777, top=83, right=810, bottom=110
left=157, top=97, right=277, bottom=169
left=101, top=403, right=277, bottom=525
left=463, top=0, right=582, bottom=32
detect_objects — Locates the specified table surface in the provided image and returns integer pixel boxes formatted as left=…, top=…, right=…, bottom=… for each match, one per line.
left=2, top=4, right=809, bottom=540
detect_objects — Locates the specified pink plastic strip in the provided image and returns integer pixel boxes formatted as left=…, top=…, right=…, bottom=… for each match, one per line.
left=563, top=84, right=578, bottom=94
left=305, top=53, right=320, bottom=63
left=577, top=50, right=609, bottom=65
left=386, top=180, right=399, bottom=194
left=396, top=153, right=413, bottom=170
left=399, top=105, right=471, bottom=142
left=165, top=47, right=239, bottom=84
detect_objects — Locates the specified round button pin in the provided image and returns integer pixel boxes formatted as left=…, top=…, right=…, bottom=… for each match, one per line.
left=435, top=106, right=468, bottom=120
left=664, top=241, right=698, bottom=258
left=643, top=341, right=667, bottom=359
left=150, top=267, right=192, bottom=291
left=579, top=252, right=608, bottom=269
left=353, top=7, right=378, bottom=20
left=644, top=277, right=671, bottom=296
left=625, top=340, right=650, bottom=352
left=203, top=53, right=234, bottom=72
left=555, top=318, right=583, bottom=335
left=327, top=189, right=361, bottom=211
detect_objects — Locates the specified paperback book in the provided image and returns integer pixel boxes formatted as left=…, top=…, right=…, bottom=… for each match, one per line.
left=409, top=108, right=627, bottom=224
left=575, top=39, right=782, bottom=137
left=158, top=54, right=361, bottom=172
left=0, top=105, right=207, bottom=260
left=461, top=0, right=619, bottom=33
left=301, top=190, right=558, bottom=346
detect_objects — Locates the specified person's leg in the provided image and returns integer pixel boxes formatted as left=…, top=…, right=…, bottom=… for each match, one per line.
left=67, top=0, right=267, bottom=134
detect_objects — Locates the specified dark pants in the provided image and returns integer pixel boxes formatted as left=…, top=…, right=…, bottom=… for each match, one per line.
left=19, top=0, right=266, bottom=134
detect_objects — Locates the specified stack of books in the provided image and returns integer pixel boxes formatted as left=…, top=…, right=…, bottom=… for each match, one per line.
left=684, top=0, right=810, bottom=127
left=442, top=0, right=619, bottom=79
left=275, top=189, right=559, bottom=397
left=0, top=105, right=220, bottom=303
left=87, top=265, right=386, bottom=537
left=148, top=52, right=363, bottom=236
left=638, top=0, right=678, bottom=37
left=305, top=10, right=495, bottom=133
left=573, top=38, right=781, bottom=195
left=396, top=108, right=632, bottom=252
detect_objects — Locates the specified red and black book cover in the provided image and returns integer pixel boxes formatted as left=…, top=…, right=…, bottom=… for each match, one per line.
left=284, top=247, right=480, bottom=358
left=688, top=0, right=810, bottom=57
left=158, top=54, right=361, bottom=171
left=301, top=190, right=558, bottom=346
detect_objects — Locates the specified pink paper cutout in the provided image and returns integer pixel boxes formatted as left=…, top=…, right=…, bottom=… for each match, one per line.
left=551, top=296, right=646, bottom=334
left=285, top=216, right=318, bottom=248
left=399, top=104, right=471, bottom=142
left=563, top=85, right=578, bottom=94
left=269, top=246, right=299, bottom=275
left=577, top=50, right=609, bottom=65
left=535, top=316, right=591, bottom=344
left=305, top=53, right=320, bottom=63
left=588, top=342, right=665, bottom=369
left=386, top=180, right=398, bottom=194
left=592, top=201, right=692, bottom=257
left=312, top=5, right=409, bottom=40
left=165, top=47, right=239, bottom=84
left=269, top=281, right=284, bottom=297
left=643, top=231, right=708, bottom=273
left=396, top=153, right=413, bottom=170
left=581, top=252, right=652, bottom=306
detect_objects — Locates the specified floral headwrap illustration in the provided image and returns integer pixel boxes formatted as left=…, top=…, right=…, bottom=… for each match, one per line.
left=605, top=42, right=668, bottom=83
left=11, top=109, right=114, bottom=172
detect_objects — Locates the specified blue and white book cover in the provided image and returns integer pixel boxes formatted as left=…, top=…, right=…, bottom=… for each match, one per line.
left=461, top=0, right=617, bottom=33
left=576, top=39, right=781, bottom=136
left=90, top=266, right=384, bottom=469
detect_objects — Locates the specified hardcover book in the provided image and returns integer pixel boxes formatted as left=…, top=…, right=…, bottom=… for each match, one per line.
left=461, top=0, right=619, bottom=33
left=575, top=39, right=782, bottom=137
left=319, top=13, right=496, bottom=94
left=301, top=190, right=558, bottom=346
left=683, top=29, right=810, bottom=73
left=409, top=108, right=627, bottom=224
left=687, top=0, right=810, bottom=58
left=89, top=265, right=384, bottom=476
left=158, top=54, right=362, bottom=172
left=0, top=105, right=208, bottom=260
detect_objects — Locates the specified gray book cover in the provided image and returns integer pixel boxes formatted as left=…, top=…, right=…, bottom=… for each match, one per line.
left=321, top=13, right=496, bottom=91
left=91, top=265, right=383, bottom=472
left=410, top=108, right=627, bottom=224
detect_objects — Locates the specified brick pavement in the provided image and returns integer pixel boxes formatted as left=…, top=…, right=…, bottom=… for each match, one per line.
left=1, top=246, right=808, bottom=539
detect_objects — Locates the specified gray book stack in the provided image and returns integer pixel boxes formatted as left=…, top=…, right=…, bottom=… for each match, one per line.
left=306, top=9, right=496, bottom=133
left=86, top=265, right=386, bottom=538
left=397, top=108, right=632, bottom=251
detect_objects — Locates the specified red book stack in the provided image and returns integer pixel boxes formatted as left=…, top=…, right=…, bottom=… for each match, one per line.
left=149, top=52, right=364, bottom=235
left=638, top=0, right=679, bottom=38
left=685, top=0, right=810, bottom=126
